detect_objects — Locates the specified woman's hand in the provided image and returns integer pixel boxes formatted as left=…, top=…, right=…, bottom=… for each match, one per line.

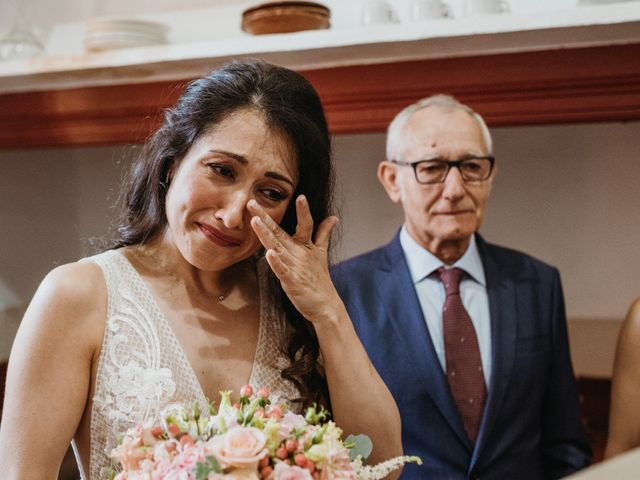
left=247, top=195, right=340, bottom=324
left=249, top=196, right=403, bottom=468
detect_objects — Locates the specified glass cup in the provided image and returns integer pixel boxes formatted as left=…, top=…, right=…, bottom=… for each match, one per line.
left=0, top=11, right=44, bottom=61
left=361, top=0, right=400, bottom=26
left=410, top=0, right=450, bottom=21
left=463, top=0, right=510, bottom=16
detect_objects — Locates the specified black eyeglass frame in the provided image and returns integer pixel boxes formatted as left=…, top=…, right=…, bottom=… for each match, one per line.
left=390, top=156, right=496, bottom=184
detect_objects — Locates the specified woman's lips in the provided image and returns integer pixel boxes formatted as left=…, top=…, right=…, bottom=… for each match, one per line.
left=197, top=223, right=242, bottom=247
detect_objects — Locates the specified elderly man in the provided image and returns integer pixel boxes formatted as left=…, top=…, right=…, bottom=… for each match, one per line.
left=331, top=95, right=592, bottom=479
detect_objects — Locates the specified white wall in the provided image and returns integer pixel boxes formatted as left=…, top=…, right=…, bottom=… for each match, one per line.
left=1, top=121, right=638, bottom=375
left=331, top=121, right=640, bottom=377
left=0, top=146, right=127, bottom=361
left=333, top=122, right=640, bottom=320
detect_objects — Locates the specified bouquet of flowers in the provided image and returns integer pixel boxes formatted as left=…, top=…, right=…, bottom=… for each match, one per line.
left=108, top=386, right=420, bottom=480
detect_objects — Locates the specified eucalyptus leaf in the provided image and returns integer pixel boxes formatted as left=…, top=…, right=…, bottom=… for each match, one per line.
left=345, top=434, right=373, bottom=461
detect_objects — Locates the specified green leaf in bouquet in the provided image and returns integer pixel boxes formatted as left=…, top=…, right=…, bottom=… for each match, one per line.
left=311, top=424, right=328, bottom=444
left=242, top=399, right=259, bottom=425
left=304, top=403, right=329, bottom=425
left=218, top=390, right=233, bottom=410
left=264, top=419, right=281, bottom=454
left=291, top=427, right=306, bottom=438
left=193, top=455, right=222, bottom=480
left=105, top=466, right=117, bottom=480
left=218, top=415, right=227, bottom=434
left=345, top=434, right=373, bottom=461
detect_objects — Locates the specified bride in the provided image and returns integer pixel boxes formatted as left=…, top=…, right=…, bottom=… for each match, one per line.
left=0, top=60, right=402, bottom=479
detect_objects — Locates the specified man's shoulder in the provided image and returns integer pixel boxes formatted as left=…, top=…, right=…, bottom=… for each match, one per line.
left=333, top=244, right=388, bottom=272
left=479, top=237, right=559, bottom=278
left=330, top=241, right=397, bottom=291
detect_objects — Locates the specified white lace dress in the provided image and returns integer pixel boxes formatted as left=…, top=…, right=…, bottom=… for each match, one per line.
left=73, top=249, right=299, bottom=480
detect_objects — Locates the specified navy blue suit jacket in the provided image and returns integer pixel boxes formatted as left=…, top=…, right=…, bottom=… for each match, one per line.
left=331, top=234, right=592, bottom=479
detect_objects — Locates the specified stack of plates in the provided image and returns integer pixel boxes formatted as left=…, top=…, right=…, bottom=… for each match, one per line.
left=85, top=17, right=169, bottom=52
left=242, top=1, right=330, bottom=35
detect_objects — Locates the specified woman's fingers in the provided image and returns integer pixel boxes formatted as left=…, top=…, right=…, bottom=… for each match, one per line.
left=248, top=200, right=292, bottom=253
left=247, top=197, right=336, bottom=257
left=250, top=216, right=287, bottom=257
left=293, top=195, right=314, bottom=245
left=315, top=216, right=339, bottom=250
left=264, top=248, right=289, bottom=277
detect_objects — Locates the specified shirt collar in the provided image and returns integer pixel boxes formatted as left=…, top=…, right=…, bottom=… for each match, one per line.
left=399, top=225, right=486, bottom=286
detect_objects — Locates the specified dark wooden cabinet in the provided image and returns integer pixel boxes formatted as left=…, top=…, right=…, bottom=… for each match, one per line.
left=0, top=44, right=639, bottom=149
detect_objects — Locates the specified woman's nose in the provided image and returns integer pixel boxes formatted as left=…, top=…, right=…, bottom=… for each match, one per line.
left=215, top=191, right=250, bottom=229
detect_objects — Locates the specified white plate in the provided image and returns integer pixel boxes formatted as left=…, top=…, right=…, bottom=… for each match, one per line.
left=84, top=16, right=169, bottom=52
left=86, top=31, right=167, bottom=43
left=85, top=33, right=167, bottom=52
left=85, top=17, right=169, bottom=38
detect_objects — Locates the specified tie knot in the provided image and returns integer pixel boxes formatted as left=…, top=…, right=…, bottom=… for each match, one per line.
left=438, top=267, right=464, bottom=295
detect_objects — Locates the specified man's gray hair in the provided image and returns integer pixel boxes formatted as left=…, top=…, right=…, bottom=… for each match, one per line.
left=386, top=94, right=493, bottom=161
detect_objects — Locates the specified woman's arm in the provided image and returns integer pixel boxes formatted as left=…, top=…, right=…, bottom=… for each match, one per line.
left=605, top=298, right=640, bottom=459
left=311, top=305, right=403, bottom=468
left=248, top=197, right=403, bottom=470
left=0, top=262, right=106, bottom=479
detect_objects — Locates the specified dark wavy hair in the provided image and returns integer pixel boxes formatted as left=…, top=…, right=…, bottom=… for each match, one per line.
left=113, top=60, right=333, bottom=409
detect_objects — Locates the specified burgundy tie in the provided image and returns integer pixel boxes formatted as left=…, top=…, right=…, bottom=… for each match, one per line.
left=438, top=267, right=486, bottom=442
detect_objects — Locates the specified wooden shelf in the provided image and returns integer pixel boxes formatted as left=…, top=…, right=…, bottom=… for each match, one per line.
left=1, top=43, right=639, bottom=148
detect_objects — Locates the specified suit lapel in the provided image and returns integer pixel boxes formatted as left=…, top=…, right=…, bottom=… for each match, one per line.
left=377, top=235, right=472, bottom=451
left=472, top=236, right=518, bottom=462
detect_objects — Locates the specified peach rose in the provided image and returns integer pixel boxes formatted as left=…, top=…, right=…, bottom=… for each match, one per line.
left=213, top=468, right=259, bottom=479
left=206, top=426, right=268, bottom=470
left=271, top=462, right=313, bottom=480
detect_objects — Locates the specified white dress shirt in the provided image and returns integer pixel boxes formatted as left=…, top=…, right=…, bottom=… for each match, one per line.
left=399, top=226, right=492, bottom=386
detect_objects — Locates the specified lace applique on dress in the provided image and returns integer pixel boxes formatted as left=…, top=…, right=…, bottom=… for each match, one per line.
left=77, top=250, right=298, bottom=480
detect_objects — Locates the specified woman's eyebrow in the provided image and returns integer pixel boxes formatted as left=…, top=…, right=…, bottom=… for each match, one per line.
left=208, top=149, right=248, bottom=164
left=265, top=171, right=294, bottom=187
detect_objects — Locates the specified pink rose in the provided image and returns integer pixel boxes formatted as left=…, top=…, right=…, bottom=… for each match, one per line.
left=206, top=471, right=258, bottom=480
left=278, top=411, right=307, bottom=440
left=175, top=443, right=207, bottom=470
left=222, top=468, right=260, bottom=479
left=320, top=450, right=356, bottom=480
left=271, top=462, right=313, bottom=480
left=162, top=470, right=190, bottom=480
left=206, top=426, right=268, bottom=470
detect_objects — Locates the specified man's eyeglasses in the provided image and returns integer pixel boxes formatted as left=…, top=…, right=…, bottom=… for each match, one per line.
left=390, top=156, right=495, bottom=184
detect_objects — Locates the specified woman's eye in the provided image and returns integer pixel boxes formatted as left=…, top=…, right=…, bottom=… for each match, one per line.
left=207, top=163, right=235, bottom=179
left=261, top=188, right=288, bottom=202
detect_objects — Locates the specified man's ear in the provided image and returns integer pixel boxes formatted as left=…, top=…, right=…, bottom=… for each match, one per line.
left=377, top=161, right=402, bottom=203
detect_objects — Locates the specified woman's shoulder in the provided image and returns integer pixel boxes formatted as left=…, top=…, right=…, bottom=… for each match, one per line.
left=622, top=298, right=640, bottom=333
left=615, top=298, right=640, bottom=354
left=10, top=258, right=110, bottom=367
left=27, top=259, right=108, bottom=335
left=628, top=297, right=640, bottom=318
left=43, top=259, right=106, bottom=300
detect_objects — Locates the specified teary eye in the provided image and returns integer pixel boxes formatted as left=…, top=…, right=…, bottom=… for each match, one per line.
left=260, top=188, right=288, bottom=202
left=207, top=163, right=236, bottom=179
